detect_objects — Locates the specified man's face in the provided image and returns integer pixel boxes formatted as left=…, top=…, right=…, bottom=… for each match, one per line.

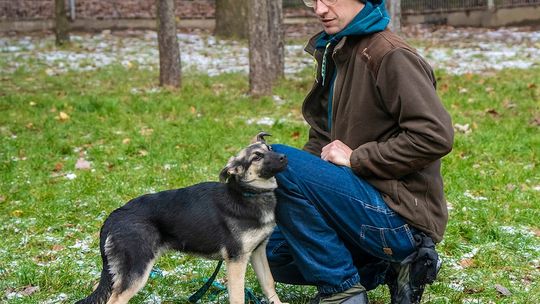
left=314, top=0, right=365, bottom=35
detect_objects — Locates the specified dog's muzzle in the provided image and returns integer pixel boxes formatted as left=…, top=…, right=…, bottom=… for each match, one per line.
left=261, top=152, right=288, bottom=178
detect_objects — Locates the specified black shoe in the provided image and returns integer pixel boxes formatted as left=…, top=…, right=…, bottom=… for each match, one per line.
left=310, top=283, right=369, bottom=304
left=385, top=233, right=441, bottom=304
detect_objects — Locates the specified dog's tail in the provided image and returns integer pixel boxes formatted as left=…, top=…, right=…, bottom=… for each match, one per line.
left=76, top=231, right=113, bottom=304
left=75, top=267, right=113, bottom=304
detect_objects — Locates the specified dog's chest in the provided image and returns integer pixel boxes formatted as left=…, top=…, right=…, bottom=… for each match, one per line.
left=240, top=221, right=275, bottom=253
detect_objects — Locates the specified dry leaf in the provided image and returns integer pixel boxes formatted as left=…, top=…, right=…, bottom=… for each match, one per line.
left=139, top=150, right=149, bottom=156
left=485, top=87, right=495, bottom=93
left=530, top=117, right=540, bottom=127
left=533, top=228, right=540, bottom=238
left=459, top=258, right=474, bottom=268
left=75, top=158, right=91, bottom=170
left=291, top=131, right=300, bottom=140
left=52, top=244, right=64, bottom=251
left=139, top=127, right=153, bottom=136
left=21, top=285, right=40, bottom=296
left=122, top=138, right=131, bottom=145
left=53, top=162, right=64, bottom=172
left=527, top=83, right=537, bottom=89
left=494, top=284, right=511, bottom=296
left=11, top=209, right=23, bottom=217
left=0, top=195, right=5, bottom=203
left=454, top=123, right=471, bottom=134
left=190, top=106, right=197, bottom=114
left=57, top=111, right=70, bottom=121
left=485, top=108, right=500, bottom=117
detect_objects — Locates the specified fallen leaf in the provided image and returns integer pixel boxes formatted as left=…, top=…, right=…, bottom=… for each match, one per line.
left=454, top=123, right=471, bottom=134
left=21, top=285, right=39, bottom=296
left=459, top=87, right=468, bottom=94
left=533, top=228, right=540, bottom=238
left=11, top=209, right=23, bottom=217
left=0, top=195, right=5, bottom=203
left=494, top=284, right=511, bottom=296
left=56, top=111, right=70, bottom=121
left=527, top=83, right=537, bottom=89
left=52, top=244, right=64, bottom=251
left=53, top=162, right=64, bottom=172
left=459, top=258, right=474, bottom=268
left=190, top=106, right=197, bottom=114
left=485, top=108, right=500, bottom=117
left=26, top=123, right=34, bottom=129
left=291, top=131, right=300, bottom=140
left=122, top=138, right=131, bottom=145
left=530, top=117, right=540, bottom=127
left=139, top=127, right=153, bottom=136
left=75, top=158, right=91, bottom=170
left=139, top=150, right=149, bottom=156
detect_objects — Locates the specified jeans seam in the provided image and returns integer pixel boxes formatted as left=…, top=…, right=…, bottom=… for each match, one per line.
left=318, top=273, right=361, bottom=295
left=270, top=240, right=288, bottom=255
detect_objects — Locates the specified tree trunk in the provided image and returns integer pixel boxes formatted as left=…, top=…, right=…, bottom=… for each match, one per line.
left=248, top=0, right=284, bottom=97
left=157, top=0, right=181, bottom=88
left=386, top=0, right=401, bottom=34
left=55, top=0, right=70, bottom=46
left=215, top=0, right=248, bottom=39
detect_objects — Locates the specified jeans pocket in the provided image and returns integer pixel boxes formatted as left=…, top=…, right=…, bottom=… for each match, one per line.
left=360, top=224, right=416, bottom=262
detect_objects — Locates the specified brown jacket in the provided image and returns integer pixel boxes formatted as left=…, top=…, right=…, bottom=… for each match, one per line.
left=302, top=29, right=454, bottom=242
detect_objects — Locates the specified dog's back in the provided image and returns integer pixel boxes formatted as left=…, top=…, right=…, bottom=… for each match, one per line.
left=77, top=133, right=288, bottom=304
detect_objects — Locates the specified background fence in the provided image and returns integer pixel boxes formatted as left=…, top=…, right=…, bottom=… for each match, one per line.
left=283, top=0, right=540, bottom=12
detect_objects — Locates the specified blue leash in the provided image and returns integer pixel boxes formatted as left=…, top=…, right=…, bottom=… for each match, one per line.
left=186, top=261, right=265, bottom=303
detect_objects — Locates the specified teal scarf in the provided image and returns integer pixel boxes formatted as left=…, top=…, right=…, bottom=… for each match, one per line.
left=316, top=0, right=390, bottom=130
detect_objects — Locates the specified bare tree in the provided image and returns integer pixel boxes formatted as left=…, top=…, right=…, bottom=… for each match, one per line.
left=215, top=0, right=248, bottom=39
left=248, top=0, right=284, bottom=97
left=54, top=0, right=70, bottom=46
left=157, top=0, right=181, bottom=88
left=386, top=0, right=402, bottom=34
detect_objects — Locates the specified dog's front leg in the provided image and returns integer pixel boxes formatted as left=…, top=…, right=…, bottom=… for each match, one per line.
left=251, top=243, right=288, bottom=304
left=226, top=255, right=249, bottom=304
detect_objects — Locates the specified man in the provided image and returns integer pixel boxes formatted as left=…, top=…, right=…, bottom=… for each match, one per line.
left=266, top=0, right=454, bottom=303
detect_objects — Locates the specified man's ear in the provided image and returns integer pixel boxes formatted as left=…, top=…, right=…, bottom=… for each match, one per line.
left=219, top=157, right=244, bottom=182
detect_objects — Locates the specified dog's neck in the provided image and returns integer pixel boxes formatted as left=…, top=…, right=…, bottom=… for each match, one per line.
left=228, top=178, right=277, bottom=197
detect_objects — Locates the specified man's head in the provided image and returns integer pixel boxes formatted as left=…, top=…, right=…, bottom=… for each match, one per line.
left=304, top=0, right=366, bottom=34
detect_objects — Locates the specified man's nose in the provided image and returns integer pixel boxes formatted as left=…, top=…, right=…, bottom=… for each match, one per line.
left=314, top=0, right=329, bottom=15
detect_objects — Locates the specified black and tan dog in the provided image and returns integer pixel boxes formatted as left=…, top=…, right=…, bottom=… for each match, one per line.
left=76, top=132, right=288, bottom=304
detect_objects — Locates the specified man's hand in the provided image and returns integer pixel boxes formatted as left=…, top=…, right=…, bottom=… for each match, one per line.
left=321, top=140, right=352, bottom=167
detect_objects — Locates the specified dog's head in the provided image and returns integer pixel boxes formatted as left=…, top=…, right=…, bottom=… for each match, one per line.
left=219, top=132, right=288, bottom=190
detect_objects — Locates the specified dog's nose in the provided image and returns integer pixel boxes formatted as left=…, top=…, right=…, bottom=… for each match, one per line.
left=279, top=154, right=287, bottom=164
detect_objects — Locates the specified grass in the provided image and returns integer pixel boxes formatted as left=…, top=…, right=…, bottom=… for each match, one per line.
left=1, top=47, right=539, bottom=303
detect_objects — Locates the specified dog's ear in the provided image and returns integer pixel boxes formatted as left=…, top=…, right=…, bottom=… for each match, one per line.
left=219, top=157, right=245, bottom=182
left=251, top=132, right=271, bottom=144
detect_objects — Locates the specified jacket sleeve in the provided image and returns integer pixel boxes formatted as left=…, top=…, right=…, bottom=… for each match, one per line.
left=350, top=48, right=454, bottom=179
left=303, top=127, right=330, bottom=156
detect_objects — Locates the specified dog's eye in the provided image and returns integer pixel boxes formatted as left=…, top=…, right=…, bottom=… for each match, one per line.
left=252, top=152, right=264, bottom=161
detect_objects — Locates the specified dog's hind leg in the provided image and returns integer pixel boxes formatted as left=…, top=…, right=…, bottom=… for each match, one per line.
left=103, top=232, right=161, bottom=304
left=226, top=254, right=250, bottom=304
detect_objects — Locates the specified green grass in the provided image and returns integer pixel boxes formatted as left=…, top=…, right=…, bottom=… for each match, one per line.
left=0, top=54, right=539, bottom=303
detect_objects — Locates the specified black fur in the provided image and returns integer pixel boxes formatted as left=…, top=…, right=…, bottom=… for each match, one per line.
left=76, top=137, right=287, bottom=304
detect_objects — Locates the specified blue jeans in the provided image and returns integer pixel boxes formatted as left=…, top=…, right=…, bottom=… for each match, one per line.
left=266, top=145, right=418, bottom=295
